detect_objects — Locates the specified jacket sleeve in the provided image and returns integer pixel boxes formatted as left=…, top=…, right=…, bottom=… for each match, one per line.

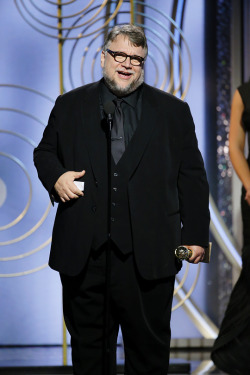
left=33, top=96, right=67, bottom=204
left=178, top=102, right=210, bottom=247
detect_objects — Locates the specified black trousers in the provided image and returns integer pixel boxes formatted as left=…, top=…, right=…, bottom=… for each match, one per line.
left=60, top=243, right=175, bottom=375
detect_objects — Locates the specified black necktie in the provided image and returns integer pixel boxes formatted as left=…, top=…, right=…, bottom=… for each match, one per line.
left=111, top=98, right=125, bottom=164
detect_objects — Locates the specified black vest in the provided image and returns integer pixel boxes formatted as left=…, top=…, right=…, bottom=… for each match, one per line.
left=91, top=158, right=133, bottom=254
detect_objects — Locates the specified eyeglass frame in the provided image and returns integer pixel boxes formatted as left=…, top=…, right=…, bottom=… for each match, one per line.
left=106, top=49, right=145, bottom=67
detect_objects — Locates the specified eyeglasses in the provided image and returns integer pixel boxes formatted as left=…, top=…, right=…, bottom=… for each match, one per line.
left=106, top=49, right=145, bottom=67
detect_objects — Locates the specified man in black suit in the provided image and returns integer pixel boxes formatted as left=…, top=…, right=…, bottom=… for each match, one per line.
left=34, top=24, right=210, bottom=375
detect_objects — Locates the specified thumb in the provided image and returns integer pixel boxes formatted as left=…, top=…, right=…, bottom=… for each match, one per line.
left=74, top=170, right=85, bottom=178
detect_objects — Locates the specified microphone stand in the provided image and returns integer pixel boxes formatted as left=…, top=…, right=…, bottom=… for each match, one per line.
left=104, top=111, right=113, bottom=375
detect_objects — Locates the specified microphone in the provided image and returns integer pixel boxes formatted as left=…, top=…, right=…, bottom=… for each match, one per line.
left=103, top=101, right=115, bottom=122
left=103, top=101, right=115, bottom=117
left=103, top=100, right=116, bottom=375
left=103, top=101, right=115, bottom=132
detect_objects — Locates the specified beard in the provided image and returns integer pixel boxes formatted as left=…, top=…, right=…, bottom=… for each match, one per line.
left=103, top=68, right=144, bottom=97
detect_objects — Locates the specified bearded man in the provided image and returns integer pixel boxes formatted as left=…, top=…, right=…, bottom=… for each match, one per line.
left=34, top=24, right=210, bottom=375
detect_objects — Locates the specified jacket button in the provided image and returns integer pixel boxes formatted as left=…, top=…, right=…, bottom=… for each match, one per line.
left=112, top=202, right=116, bottom=207
left=110, top=217, right=115, bottom=222
left=114, top=173, right=119, bottom=177
left=92, top=206, right=97, bottom=213
left=113, top=187, right=117, bottom=192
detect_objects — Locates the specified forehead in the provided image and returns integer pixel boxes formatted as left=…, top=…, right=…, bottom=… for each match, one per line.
left=109, top=35, right=145, bottom=56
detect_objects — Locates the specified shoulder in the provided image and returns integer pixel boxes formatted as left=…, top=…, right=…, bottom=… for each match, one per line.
left=59, top=81, right=100, bottom=102
left=142, top=84, right=194, bottom=134
left=56, top=81, right=100, bottom=105
left=142, top=83, right=188, bottom=109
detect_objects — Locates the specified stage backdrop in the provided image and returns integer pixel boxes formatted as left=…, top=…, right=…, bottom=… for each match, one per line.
left=0, top=0, right=219, bottom=357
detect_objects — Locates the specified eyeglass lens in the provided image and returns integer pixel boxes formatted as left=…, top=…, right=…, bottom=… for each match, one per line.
left=107, top=50, right=143, bottom=66
left=115, top=53, right=141, bottom=65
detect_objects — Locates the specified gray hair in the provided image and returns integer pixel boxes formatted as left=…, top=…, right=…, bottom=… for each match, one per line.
left=103, top=24, right=148, bottom=58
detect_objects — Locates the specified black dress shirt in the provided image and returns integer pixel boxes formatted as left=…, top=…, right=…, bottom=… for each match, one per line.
left=100, top=79, right=142, bottom=146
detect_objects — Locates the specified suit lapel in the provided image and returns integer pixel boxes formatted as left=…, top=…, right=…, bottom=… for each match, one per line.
left=75, top=82, right=159, bottom=183
left=75, top=81, right=108, bottom=183
left=118, top=83, right=159, bottom=179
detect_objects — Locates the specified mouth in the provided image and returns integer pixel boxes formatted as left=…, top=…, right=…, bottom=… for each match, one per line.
left=116, top=70, right=134, bottom=80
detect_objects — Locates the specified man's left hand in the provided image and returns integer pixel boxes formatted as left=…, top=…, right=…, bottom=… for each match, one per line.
left=184, top=245, right=205, bottom=264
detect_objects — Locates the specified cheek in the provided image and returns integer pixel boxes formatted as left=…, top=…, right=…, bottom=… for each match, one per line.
left=134, top=70, right=142, bottom=80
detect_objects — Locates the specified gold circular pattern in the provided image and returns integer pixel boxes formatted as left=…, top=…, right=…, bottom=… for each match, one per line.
left=2, top=0, right=221, bottom=340
left=63, top=2, right=191, bottom=99
left=0, top=85, right=54, bottom=277
left=14, top=0, right=123, bottom=40
left=0, top=150, right=32, bottom=231
left=172, top=263, right=201, bottom=311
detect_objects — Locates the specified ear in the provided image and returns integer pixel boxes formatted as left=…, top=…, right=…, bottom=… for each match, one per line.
left=101, top=50, right=105, bottom=68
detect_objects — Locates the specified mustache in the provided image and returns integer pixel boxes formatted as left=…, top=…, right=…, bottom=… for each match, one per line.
left=116, top=69, right=135, bottom=75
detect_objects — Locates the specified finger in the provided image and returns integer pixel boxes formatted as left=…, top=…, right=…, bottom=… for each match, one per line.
left=73, top=188, right=84, bottom=196
left=67, top=191, right=81, bottom=199
left=69, top=185, right=84, bottom=197
left=189, top=254, right=203, bottom=263
left=74, top=170, right=85, bottom=178
left=189, top=256, right=200, bottom=264
left=60, top=194, right=70, bottom=202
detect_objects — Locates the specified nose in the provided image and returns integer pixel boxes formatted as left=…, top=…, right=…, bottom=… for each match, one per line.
left=122, top=57, right=132, bottom=68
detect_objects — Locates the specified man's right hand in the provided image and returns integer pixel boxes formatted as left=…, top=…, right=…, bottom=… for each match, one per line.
left=54, top=170, right=85, bottom=203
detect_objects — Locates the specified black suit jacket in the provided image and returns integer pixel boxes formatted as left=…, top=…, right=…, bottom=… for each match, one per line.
left=34, top=80, right=210, bottom=279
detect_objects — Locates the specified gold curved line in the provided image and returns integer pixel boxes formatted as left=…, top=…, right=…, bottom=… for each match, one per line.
left=0, top=84, right=54, bottom=103
left=66, top=0, right=108, bottom=28
left=47, top=0, right=76, bottom=5
left=0, top=108, right=46, bottom=128
left=158, top=56, right=168, bottom=90
left=135, top=7, right=191, bottom=97
left=166, top=65, right=174, bottom=93
left=173, top=279, right=219, bottom=338
left=17, top=0, right=109, bottom=31
left=30, top=0, right=95, bottom=19
left=145, top=38, right=169, bottom=91
left=0, top=238, right=51, bottom=261
left=80, top=55, right=85, bottom=85
left=81, top=30, right=102, bottom=85
left=90, top=46, right=102, bottom=82
left=130, top=0, right=134, bottom=24
left=0, top=152, right=32, bottom=231
left=172, top=263, right=201, bottom=311
left=0, top=203, right=51, bottom=246
left=173, top=262, right=189, bottom=295
left=76, top=0, right=123, bottom=39
left=14, top=0, right=123, bottom=41
left=0, top=263, right=48, bottom=278
left=153, top=60, right=159, bottom=87
left=191, top=360, right=215, bottom=375
left=166, top=44, right=174, bottom=93
left=172, top=45, right=183, bottom=95
left=169, top=30, right=192, bottom=98
left=180, top=44, right=192, bottom=99
left=91, top=56, right=97, bottom=83
left=172, top=37, right=192, bottom=99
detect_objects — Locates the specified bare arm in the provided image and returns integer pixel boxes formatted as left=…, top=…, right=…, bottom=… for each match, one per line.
left=229, top=89, right=250, bottom=205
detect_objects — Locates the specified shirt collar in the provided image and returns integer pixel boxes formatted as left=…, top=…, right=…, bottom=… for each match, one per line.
left=101, top=79, right=142, bottom=108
